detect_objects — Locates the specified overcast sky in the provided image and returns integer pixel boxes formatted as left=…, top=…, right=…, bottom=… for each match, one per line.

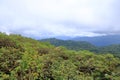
left=0, top=0, right=120, bottom=38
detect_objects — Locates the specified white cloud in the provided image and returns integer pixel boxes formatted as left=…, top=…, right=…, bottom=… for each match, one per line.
left=0, top=0, right=120, bottom=38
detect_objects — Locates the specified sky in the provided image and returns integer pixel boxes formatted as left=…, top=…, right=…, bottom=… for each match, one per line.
left=0, top=0, right=120, bottom=39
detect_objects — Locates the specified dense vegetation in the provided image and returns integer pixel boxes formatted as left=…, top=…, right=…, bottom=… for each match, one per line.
left=41, top=38, right=120, bottom=57
left=98, top=45, right=120, bottom=57
left=41, top=38, right=96, bottom=51
left=0, top=32, right=120, bottom=80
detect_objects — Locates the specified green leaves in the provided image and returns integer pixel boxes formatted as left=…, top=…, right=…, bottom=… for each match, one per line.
left=0, top=32, right=120, bottom=80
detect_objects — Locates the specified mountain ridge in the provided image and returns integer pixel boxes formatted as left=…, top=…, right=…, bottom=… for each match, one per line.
left=40, top=38, right=120, bottom=57
left=52, top=35, right=120, bottom=46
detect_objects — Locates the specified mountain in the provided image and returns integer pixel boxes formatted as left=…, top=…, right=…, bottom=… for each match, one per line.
left=0, top=32, right=120, bottom=80
left=54, top=35, right=120, bottom=46
left=40, top=38, right=120, bottom=57
left=40, top=38, right=96, bottom=51
left=72, top=35, right=120, bottom=46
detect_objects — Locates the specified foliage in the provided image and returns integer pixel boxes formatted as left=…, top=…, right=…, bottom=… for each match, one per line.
left=0, top=32, right=120, bottom=80
left=41, top=38, right=96, bottom=51
left=41, top=38, right=120, bottom=57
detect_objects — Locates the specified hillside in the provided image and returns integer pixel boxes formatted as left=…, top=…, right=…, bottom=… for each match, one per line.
left=0, top=32, right=120, bottom=80
left=53, top=35, right=120, bottom=46
left=40, top=38, right=120, bottom=57
left=41, top=38, right=96, bottom=51
left=97, top=44, right=120, bottom=57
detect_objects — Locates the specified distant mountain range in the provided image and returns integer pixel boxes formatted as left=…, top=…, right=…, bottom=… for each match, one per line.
left=40, top=37, right=120, bottom=57
left=55, top=35, right=120, bottom=46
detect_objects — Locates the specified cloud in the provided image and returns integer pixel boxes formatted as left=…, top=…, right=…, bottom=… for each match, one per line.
left=0, top=0, right=120, bottom=38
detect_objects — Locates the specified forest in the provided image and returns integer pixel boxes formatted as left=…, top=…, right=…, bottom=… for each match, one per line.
left=41, top=38, right=120, bottom=57
left=0, top=32, right=120, bottom=80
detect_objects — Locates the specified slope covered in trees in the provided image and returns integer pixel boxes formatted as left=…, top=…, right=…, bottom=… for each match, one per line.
left=41, top=38, right=96, bottom=51
left=97, top=44, right=120, bottom=57
left=0, top=32, right=120, bottom=80
left=40, top=38, right=120, bottom=57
